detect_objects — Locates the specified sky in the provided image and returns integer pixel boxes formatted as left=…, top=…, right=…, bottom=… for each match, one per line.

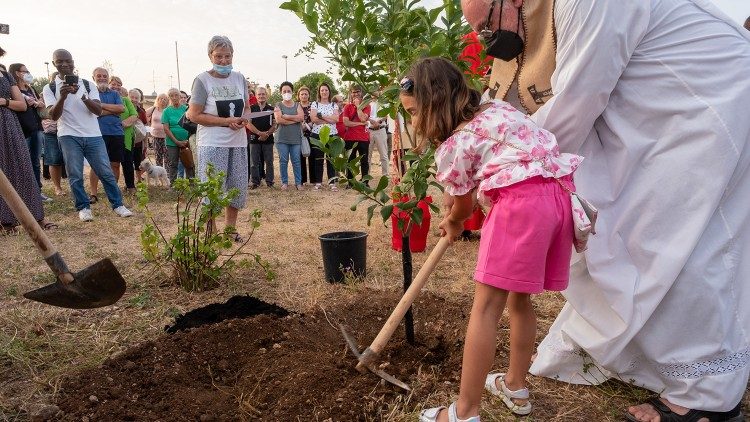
left=1, top=0, right=747, bottom=96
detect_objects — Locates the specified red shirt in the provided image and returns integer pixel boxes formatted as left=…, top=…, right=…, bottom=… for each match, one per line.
left=342, top=103, right=371, bottom=142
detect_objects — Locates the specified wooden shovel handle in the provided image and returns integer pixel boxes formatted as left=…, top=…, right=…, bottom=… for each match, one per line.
left=368, top=236, right=451, bottom=354
left=0, top=168, right=73, bottom=283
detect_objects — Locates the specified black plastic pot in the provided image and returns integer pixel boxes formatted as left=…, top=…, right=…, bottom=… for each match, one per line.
left=319, top=231, right=367, bottom=283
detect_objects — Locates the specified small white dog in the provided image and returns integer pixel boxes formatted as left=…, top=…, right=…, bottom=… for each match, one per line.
left=139, top=159, right=169, bottom=187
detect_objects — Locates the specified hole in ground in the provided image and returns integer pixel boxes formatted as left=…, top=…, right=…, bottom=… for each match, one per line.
left=165, top=295, right=290, bottom=333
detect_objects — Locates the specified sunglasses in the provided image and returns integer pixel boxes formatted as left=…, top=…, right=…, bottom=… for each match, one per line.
left=399, top=77, right=414, bottom=93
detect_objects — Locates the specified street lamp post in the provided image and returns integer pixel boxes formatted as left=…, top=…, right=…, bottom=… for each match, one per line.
left=282, top=55, right=288, bottom=81
left=44, top=62, right=50, bottom=79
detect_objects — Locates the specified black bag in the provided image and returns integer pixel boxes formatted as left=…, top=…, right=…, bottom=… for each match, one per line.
left=179, top=106, right=197, bottom=135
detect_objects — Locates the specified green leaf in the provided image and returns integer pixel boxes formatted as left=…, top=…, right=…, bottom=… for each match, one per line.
left=366, top=204, right=377, bottom=225
left=376, top=175, right=389, bottom=193
left=411, top=207, right=424, bottom=226
left=380, top=204, right=394, bottom=221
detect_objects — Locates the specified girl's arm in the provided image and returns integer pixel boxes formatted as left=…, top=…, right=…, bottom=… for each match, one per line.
left=439, top=191, right=474, bottom=242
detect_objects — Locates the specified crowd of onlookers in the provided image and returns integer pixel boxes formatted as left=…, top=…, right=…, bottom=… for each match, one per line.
left=0, top=35, right=400, bottom=240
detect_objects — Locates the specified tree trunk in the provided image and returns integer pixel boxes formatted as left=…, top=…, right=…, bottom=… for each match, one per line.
left=400, top=230, right=415, bottom=345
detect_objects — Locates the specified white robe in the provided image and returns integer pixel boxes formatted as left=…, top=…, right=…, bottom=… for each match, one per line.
left=527, top=0, right=750, bottom=411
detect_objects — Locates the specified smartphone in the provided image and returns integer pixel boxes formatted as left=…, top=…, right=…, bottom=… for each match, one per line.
left=64, top=74, right=79, bottom=85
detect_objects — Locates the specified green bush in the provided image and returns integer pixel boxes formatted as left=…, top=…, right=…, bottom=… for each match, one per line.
left=137, top=165, right=261, bottom=292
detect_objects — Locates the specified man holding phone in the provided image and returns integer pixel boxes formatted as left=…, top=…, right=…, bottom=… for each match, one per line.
left=42, top=49, right=132, bottom=222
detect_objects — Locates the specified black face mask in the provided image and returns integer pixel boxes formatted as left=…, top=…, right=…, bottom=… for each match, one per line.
left=480, top=0, right=524, bottom=62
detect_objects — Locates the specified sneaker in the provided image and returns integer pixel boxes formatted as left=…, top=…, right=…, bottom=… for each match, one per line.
left=79, top=208, right=94, bottom=222
left=113, top=206, right=133, bottom=218
left=249, top=184, right=259, bottom=190
left=40, top=193, right=53, bottom=202
left=314, top=183, right=322, bottom=190
left=281, top=184, right=288, bottom=190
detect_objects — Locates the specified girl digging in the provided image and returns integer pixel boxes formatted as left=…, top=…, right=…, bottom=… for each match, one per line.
left=401, top=57, right=582, bottom=422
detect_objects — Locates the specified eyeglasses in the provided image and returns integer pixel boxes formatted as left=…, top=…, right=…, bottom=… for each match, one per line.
left=399, top=77, right=414, bottom=93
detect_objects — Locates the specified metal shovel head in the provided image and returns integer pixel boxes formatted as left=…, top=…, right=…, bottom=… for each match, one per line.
left=339, top=324, right=411, bottom=391
left=23, top=258, right=126, bottom=309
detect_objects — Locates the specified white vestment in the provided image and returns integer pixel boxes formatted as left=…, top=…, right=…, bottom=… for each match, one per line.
left=527, top=0, right=750, bottom=411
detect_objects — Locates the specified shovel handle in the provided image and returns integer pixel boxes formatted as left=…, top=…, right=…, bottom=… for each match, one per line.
left=367, top=236, right=451, bottom=355
left=0, top=168, right=74, bottom=283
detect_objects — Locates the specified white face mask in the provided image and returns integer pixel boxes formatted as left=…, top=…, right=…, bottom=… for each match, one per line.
left=282, top=93, right=293, bottom=102
left=23, top=73, right=34, bottom=84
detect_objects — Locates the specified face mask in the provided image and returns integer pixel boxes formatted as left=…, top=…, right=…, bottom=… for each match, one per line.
left=23, top=73, right=34, bottom=84
left=282, top=93, right=293, bottom=102
left=481, top=0, right=524, bottom=62
left=212, top=63, right=232, bottom=75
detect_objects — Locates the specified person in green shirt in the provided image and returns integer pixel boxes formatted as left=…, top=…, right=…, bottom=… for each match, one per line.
left=109, top=77, right=139, bottom=191
left=163, top=87, right=194, bottom=185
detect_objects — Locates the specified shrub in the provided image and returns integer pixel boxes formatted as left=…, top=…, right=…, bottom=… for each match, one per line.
left=137, top=165, right=261, bottom=292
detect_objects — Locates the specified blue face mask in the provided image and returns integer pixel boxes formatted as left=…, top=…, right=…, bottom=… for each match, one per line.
left=213, top=63, right=233, bottom=75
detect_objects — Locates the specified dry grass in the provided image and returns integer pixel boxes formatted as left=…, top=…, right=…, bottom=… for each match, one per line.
left=1, top=155, right=748, bottom=421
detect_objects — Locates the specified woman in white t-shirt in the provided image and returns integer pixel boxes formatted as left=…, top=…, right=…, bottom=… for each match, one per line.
left=310, top=82, right=340, bottom=190
left=185, top=35, right=249, bottom=242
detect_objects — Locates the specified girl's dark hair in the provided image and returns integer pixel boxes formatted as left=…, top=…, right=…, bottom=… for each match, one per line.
left=317, top=82, right=332, bottom=100
left=0, top=46, right=5, bottom=57
left=403, top=57, right=481, bottom=150
left=280, top=81, right=294, bottom=92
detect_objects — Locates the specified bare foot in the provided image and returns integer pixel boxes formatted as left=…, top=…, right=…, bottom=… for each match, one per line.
left=627, top=398, right=708, bottom=422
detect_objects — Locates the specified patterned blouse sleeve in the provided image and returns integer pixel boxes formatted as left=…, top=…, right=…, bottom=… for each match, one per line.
left=435, top=135, right=479, bottom=197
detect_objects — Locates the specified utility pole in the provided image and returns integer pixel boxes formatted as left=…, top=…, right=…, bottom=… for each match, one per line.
left=283, top=55, right=289, bottom=80
left=175, top=41, right=181, bottom=90
left=44, top=62, right=50, bottom=79
left=169, top=75, right=174, bottom=88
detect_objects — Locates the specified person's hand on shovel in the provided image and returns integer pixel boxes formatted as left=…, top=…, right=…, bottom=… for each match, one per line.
left=439, top=190, right=475, bottom=244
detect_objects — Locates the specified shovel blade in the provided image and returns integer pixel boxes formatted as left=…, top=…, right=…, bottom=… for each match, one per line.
left=23, top=258, right=126, bottom=309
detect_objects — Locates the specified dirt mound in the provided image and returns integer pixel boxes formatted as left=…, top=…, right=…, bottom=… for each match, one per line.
left=54, top=290, right=470, bottom=421
left=165, top=295, right=290, bottom=333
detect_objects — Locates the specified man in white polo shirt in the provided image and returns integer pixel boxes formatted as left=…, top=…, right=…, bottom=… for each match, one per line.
left=42, top=49, right=132, bottom=222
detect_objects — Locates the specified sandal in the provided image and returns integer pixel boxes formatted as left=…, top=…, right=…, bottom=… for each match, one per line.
left=228, top=231, right=245, bottom=244
left=485, top=373, right=532, bottom=416
left=89, top=194, right=98, bottom=204
left=1, top=224, right=18, bottom=235
left=420, top=402, right=480, bottom=422
left=625, top=398, right=744, bottom=422
left=39, top=220, right=58, bottom=231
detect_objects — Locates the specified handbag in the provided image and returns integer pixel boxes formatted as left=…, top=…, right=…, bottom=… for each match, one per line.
left=179, top=110, right=198, bottom=135
left=133, top=120, right=148, bottom=144
left=570, top=192, right=598, bottom=253
left=301, top=136, right=311, bottom=157
left=178, top=146, right=195, bottom=169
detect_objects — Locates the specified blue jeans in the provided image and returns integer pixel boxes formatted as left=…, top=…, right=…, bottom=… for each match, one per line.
left=276, top=143, right=301, bottom=186
left=58, top=136, right=123, bottom=211
left=26, top=130, right=44, bottom=188
left=177, top=160, right=185, bottom=179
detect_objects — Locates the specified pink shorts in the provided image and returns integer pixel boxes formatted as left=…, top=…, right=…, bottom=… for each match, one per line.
left=474, top=175, right=574, bottom=294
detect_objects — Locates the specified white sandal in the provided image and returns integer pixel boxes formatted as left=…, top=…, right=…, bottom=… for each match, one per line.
left=420, top=402, right=480, bottom=422
left=485, top=373, right=532, bottom=416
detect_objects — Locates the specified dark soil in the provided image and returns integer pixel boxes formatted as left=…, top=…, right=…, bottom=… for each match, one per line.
left=165, top=295, right=290, bottom=334
left=54, top=290, right=473, bottom=421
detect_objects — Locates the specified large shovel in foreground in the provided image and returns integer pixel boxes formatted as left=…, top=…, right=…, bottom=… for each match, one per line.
left=0, top=168, right=126, bottom=309
left=340, top=236, right=451, bottom=391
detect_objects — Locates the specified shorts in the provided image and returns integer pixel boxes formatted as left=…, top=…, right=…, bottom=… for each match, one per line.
left=43, top=132, right=64, bottom=166
left=197, top=145, right=248, bottom=210
left=474, top=175, right=574, bottom=294
left=102, top=135, right=125, bottom=163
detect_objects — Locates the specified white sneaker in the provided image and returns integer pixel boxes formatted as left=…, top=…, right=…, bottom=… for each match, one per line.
left=79, top=208, right=94, bottom=222
left=113, top=206, right=133, bottom=218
